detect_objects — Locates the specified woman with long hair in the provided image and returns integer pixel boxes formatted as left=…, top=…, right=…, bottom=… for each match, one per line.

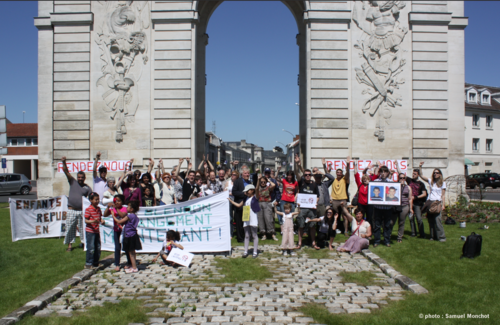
left=418, top=162, right=446, bottom=242
left=256, top=176, right=277, bottom=241
left=337, top=202, right=372, bottom=253
left=393, top=172, right=413, bottom=243
left=160, top=173, right=176, bottom=205
left=116, top=170, right=142, bottom=206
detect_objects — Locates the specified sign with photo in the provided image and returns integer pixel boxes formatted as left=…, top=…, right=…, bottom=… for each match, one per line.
left=367, top=182, right=401, bottom=206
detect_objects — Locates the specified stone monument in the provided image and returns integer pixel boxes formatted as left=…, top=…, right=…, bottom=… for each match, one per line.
left=35, top=1, right=468, bottom=197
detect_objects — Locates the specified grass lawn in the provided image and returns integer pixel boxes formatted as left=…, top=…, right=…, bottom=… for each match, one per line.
left=212, top=257, right=273, bottom=283
left=300, top=222, right=499, bottom=325
left=20, top=300, right=151, bottom=325
left=0, top=208, right=87, bottom=318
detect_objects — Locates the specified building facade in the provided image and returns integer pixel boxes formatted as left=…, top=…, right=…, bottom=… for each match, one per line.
left=464, top=83, right=500, bottom=174
left=3, top=123, right=39, bottom=180
left=35, top=1, right=468, bottom=197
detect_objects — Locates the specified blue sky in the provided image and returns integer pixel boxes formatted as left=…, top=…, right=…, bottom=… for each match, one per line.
left=0, top=1, right=498, bottom=150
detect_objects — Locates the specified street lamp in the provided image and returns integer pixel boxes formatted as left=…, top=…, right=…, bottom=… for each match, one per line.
left=282, top=129, right=294, bottom=139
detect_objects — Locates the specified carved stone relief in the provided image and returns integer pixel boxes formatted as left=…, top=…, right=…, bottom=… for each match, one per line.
left=94, top=1, right=150, bottom=142
left=352, top=1, right=408, bottom=141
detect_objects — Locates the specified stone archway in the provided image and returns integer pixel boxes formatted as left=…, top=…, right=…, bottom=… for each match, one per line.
left=192, top=1, right=308, bottom=166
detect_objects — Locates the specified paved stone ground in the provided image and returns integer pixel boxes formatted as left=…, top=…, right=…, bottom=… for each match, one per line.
left=34, top=245, right=405, bottom=324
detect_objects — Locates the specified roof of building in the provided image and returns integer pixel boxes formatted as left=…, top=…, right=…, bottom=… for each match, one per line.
left=7, top=123, right=38, bottom=137
left=465, top=83, right=500, bottom=112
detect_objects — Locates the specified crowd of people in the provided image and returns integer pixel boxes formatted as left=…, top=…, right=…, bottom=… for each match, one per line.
left=60, top=150, right=447, bottom=268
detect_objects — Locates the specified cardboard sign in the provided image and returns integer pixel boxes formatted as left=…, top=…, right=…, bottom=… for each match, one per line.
left=166, top=248, right=194, bottom=267
left=367, top=182, right=402, bottom=206
left=296, top=194, right=317, bottom=209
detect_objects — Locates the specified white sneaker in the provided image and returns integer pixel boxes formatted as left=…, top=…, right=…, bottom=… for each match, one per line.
left=282, top=251, right=288, bottom=256
left=272, top=235, right=278, bottom=241
left=290, top=251, right=297, bottom=256
left=261, top=235, right=266, bottom=241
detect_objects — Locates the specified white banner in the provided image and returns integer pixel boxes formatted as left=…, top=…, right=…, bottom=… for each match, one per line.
left=10, top=196, right=69, bottom=242
left=82, top=191, right=231, bottom=253
left=167, top=248, right=194, bottom=267
left=326, top=159, right=408, bottom=182
left=57, top=160, right=132, bottom=173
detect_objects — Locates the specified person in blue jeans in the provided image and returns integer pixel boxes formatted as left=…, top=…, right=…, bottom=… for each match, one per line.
left=372, top=165, right=394, bottom=247
left=84, top=192, right=105, bottom=269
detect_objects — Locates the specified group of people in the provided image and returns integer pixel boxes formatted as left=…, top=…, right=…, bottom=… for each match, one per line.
left=60, top=150, right=447, bottom=268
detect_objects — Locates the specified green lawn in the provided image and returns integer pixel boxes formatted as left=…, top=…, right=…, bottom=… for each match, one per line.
left=0, top=208, right=86, bottom=318
left=301, top=222, right=499, bottom=325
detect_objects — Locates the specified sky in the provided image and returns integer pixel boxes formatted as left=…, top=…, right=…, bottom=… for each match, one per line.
left=0, top=1, right=499, bottom=150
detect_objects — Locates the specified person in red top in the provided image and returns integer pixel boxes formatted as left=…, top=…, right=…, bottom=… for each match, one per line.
left=277, top=171, right=298, bottom=234
left=353, top=161, right=374, bottom=228
left=85, top=192, right=105, bottom=269
left=104, top=194, right=131, bottom=271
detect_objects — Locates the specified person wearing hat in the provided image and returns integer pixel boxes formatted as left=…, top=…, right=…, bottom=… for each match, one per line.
left=93, top=151, right=109, bottom=201
left=228, top=184, right=261, bottom=258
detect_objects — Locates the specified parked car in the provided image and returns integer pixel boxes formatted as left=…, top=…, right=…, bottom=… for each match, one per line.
left=466, top=173, right=500, bottom=189
left=0, top=173, right=32, bottom=195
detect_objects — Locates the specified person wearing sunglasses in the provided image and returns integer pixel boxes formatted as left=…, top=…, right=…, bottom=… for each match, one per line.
left=418, top=162, right=447, bottom=242
left=295, top=167, right=320, bottom=249
left=327, top=156, right=352, bottom=237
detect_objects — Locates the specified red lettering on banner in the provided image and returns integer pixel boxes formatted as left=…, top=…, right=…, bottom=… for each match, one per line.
left=118, top=161, right=125, bottom=170
left=400, top=160, right=407, bottom=169
left=103, top=161, right=109, bottom=169
left=87, top=162, right=92, bottom=171
left=57, top=163, right=63, bottom=173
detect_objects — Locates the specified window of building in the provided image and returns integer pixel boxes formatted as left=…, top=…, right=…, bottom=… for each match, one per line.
left=472, top=114, right=480, bottom=127
left=486, top=115, right=493, bottom=128
left=482, top=93, right=490, bottom=104
left=485, top=162, right=493, bottom=166
left=468, top=92, right=477, bottom=103
left=26, top=138, right=32, bottom=146
left=7, top=138, right=38, bottom=146
left=485, top=170, right=491, bottom=173
left=472, top=138, right=480, bottom=152
left=486, top=139, right=493, bottom=152
left=33, top=138, right=38, bottom=146
left=473, top=162, right=480, bottom=166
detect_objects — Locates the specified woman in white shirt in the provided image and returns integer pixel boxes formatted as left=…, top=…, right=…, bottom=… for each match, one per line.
left=228, top=184, right=260, bottom=258
left=160, top=173, right=176, bottom=205
left=418, top=162, right=446, bottom=242
left=336, top=202, right=372, bottom=253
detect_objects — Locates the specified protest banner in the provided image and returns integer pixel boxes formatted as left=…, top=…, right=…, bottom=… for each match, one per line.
left=57, top=160, right=132, bottom=173
left=10, top=196, right=69, bottom=241
left=325, top=159, right=407, bottom=182
left=82, top=191, right=231, bottom=253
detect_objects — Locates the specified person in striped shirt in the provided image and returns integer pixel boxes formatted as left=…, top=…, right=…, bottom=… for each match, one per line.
left=84, top=192, right=105, bottom=269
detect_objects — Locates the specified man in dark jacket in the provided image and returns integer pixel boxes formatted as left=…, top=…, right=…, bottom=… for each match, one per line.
left=232, top=166, right=253, bottom=242
left=407, top=169, right=428, bottom=238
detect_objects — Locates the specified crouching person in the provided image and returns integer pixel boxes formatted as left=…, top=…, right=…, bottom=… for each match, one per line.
left=336, top=202, right=371, bottom=254
left=152, top=230, right=184, bottom=266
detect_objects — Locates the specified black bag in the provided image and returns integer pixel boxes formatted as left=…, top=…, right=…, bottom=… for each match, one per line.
left=461, top=232, right=482, bottom=259
left=351, top=192, right=359, bottom=206
left=445, top=217, right=456, bottom=225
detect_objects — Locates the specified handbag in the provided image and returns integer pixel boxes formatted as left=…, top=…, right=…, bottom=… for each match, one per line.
left=351, top=187, right=360, bottom=206
left=429, top=200, right=442, bottom=214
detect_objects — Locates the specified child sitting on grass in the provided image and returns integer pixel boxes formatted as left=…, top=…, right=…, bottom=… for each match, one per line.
left=275, top=203, right=300, bottom=256
left=152, top=230, right=184, bottom=266
left=84, top=192, right=105, bottom=269
left=112, top=200, right=142, bottom=273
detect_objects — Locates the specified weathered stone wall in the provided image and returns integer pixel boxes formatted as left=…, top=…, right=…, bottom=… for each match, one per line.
left=36, top=1, right=467, bottom=197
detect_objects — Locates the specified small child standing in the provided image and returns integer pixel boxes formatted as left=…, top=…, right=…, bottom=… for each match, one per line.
left=152, top=230, right=184, bottom=266
left=228, top=185, right=261, bottom=258
left=104, top=194, right=131, bottom=271
left=275, top=203, right=300, bottom=256
left=112, top=200, right=142, bottom=273
left=85, top=192, right=105, bottom=269
left=142, top=187, right=154, bottom=207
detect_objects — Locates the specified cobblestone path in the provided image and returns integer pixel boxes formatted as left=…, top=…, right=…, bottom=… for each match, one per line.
left=35, top=245, right=405, bottom=324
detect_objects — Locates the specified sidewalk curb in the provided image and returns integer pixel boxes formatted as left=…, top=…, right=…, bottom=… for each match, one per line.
left=361, top=249, right=429, bottom=294
left=0, top=258, right=113, bottom=324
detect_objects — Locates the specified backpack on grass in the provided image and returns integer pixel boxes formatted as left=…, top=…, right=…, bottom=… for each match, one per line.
left=461, top=232, right=482, bottom=259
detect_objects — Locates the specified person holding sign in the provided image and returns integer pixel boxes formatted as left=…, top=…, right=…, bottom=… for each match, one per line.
left=84, top=193, right=105, bottom=269
left=228, top=184, right=261, bottom=258
left=295, top=164, right=320, bottom=250
left=61, top=156, right=92, bottom=252
left=371, top=165, right=394, bottom=247
left=152, top=230, right=184, bottom=266
left=337, top=202, right=372, bottom=254
left=328, top=156, right=351, bottom=237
